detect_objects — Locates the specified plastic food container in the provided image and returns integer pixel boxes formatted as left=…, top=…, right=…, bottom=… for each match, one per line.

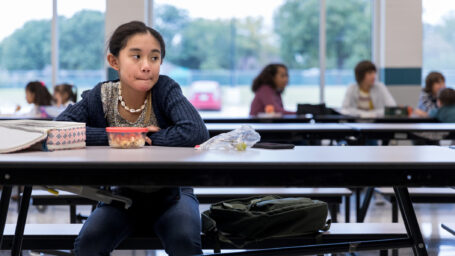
left=106, top=127, right=148, bottom=149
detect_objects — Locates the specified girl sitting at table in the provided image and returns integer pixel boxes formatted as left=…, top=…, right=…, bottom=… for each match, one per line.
left=414, top=71, right=446, bottom=117
left=249, top=63, right=296, bottom=116
left=53, top=83, right=77, bottom=107
left=15, top=81, right=53, bottom=117
left=39, top=83, right=78, bottom=118
left=56, top=21, right=209, bottom=256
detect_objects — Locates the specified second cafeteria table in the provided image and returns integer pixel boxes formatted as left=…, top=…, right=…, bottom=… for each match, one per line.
left=206, top=122, right=455, bottom=142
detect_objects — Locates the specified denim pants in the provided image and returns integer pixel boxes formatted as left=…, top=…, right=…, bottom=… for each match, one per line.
left=74, top=187, right=202, bottom=256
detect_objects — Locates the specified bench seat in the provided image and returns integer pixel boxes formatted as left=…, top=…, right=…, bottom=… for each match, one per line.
left=1, top=223, right=406, bottom=251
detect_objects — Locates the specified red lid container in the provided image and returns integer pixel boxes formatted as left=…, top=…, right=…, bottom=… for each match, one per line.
left=106, top=127, right=148, bottom=133
left=106, top=127, right=148, bottom=149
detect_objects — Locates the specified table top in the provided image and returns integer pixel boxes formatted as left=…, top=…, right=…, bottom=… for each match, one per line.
left=206, top=122, right=455, bottom=133
left=1, top=146, right=455, bottom=187
left=206, top=123, right=354, bottom=132
left=0, top=116, right=52, bottom=120
left=375, top=187, right=455, bottom=195
left=202, top=115, right=437, bottom=123
left=0, top=115, right=437, bottom=124
left=1, top=146, right=454, bottom=165
left=345, top=123, right=455, bottom=132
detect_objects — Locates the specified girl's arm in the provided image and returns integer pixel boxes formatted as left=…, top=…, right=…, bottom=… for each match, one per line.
left=255, top=86, right=290, bottom=114
left=149, top=81, right=209, bottom=147
left=54, top=95, right=109, bottom=146
left=413, top=108, right=429, bottom=117
left=417, top=92, right=435, bottom=113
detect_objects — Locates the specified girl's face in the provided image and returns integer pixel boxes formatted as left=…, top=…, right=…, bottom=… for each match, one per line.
left=108, top=32, right=162, bottom=92
left=54, top=92, right=63, bottom=106
left=274, top=67, right=289, bottom=92
left=25, top=90, right=34, bottom=104
left=432, top=81, right=446, bottom=96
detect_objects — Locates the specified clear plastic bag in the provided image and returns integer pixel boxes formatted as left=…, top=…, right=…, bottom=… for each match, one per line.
left=197, top=125, right=261, bottom=151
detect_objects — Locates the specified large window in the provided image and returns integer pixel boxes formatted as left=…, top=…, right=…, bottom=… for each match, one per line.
left=325, top=0, right=372, bottom=107
left=154, top=0, right=372, bottom=116
left=422, top=0, right=455, bottom=87
left=154, top=0, right=320, bottom=116
left=0, top=0, right=105, bottom=115
left=0, top=1, right=372, bottom=116
left=57, top=0, right=106, bottom=95
left=0, top=0, right=52, bottom=114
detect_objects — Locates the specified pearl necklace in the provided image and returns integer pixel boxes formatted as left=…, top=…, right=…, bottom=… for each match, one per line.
left=118, top=84, right=147, bottom=113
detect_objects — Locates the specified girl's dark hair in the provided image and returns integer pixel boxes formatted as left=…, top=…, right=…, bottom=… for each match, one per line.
left=438, top=88, right=455, bottom=106
left=108, top=21, right=165, bottom=61
left=424, top=71, right=445, bottom=95
left=25, top=81, right=52, bottom=106
left=54, top=83, right=77, bottom=103
left=355, top=60, right=377, bottom=84
left=252, top=64, right=288, bottom=92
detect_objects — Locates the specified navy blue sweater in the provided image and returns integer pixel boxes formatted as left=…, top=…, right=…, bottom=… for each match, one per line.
left=56, top=75, right=209, bottom=147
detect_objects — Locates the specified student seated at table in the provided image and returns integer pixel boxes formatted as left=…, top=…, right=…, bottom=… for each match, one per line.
left=15, top=81, right=53, bottom=117
left=54, top=83, right=77, bottom=107
left=428, top=88, right=455, bottom=123
left=56, top=21, right=209, bottom=256
left=249, top=63, right=296, bottom=116
left=414, top=71, right=446, bottom=117
left=39, top=83, right=79, bottom=118
left=341, top=60, right=396, bottom=117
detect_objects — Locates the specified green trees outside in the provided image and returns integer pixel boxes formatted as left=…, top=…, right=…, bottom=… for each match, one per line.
left=5, top=1, right=451, bottom=72
left=423, top=13, right=455, bottom=70
left=0, top=10, right=103, bottom=70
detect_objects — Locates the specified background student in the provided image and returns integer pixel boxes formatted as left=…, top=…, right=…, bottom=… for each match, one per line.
left=56, top=21, right=208, bottom=256
left=249, top=63, right=296, bottom=116
left=38, top=83, right=79, bottom=118
left=15, top=81, right=53, bottom=117
left=428, top=88, right=455, bottom=123
left=341, top=60, right=396, bottom=117
left=414, top=71, right=446, bottom=117
left=53, top=83, right=77, bottom=107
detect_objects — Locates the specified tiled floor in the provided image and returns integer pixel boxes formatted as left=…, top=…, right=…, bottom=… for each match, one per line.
left=1, top=189, right=455, bottom=256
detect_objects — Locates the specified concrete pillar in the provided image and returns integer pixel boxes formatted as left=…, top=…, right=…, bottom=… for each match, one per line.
left=374, top=0, right=423, bottom=107
left=105, top=0, right=153, bottom=80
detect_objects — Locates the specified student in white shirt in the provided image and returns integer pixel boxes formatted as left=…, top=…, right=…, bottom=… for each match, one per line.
left=341, top=60, right=396, bottom=117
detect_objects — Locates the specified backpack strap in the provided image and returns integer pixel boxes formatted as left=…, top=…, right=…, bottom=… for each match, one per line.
left=320, top=219, right=332, bottom=232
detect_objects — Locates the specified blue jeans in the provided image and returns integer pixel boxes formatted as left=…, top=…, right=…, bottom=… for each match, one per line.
left=74, top=188, right=202, bottom=256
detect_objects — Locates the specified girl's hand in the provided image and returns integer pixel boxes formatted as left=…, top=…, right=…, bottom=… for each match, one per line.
left=146, top=125, right=160, bottom=132
left=145, top=125, right=160, bottom=145
left=15, top=105, right=21, bottom=112
left=413, top=109, right=428, bottom=117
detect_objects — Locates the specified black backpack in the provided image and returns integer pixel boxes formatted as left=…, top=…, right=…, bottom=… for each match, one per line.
left=202, top=195, right=331, bottom=248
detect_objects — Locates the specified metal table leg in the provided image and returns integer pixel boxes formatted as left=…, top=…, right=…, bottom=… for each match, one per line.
left=0, top=185, right=12, bottom=248
left=11, top=185, right=32, bottom=256
left=393, top=187, right=428, bottom=256
left=358, top=187, right=374, bottom=222
left=441, top=223, right=455, bottom=236
left=345, top=195, right=350, bottom=223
